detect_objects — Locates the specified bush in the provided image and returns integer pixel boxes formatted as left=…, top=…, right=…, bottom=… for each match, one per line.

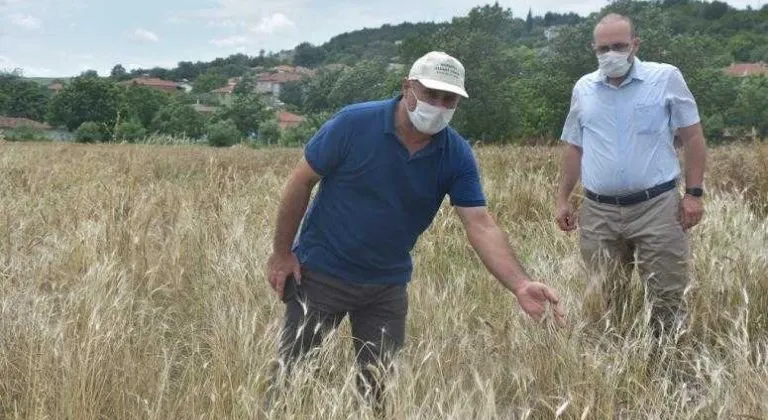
left=702, top=113, right=726, bottom=144
left=75, top=121, right=105, bottom=143
left=151, top=102, right=206, bottom=139
left=115, top=119, right=147, bottom=142
left=278, top=112, right=330, bottom=147
left=257, top=119, right=281, bottom=146
left=206, top=119, right=242, bottom=147
left=3, top=125, right=47, bottom=142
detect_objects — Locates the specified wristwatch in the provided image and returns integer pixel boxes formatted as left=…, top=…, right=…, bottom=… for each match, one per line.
left=685, top=187, right=704, bottom=197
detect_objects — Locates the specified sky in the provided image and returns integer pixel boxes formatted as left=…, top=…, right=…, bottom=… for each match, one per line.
left=0, top=0, right=765, bottom=77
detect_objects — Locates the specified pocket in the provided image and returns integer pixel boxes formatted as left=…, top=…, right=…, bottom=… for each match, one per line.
left=633, top=103, right=662, bottom=135
left=650, top=190, right=682, bottom=228
left=578, top=199, right=593, bottom=229
left=281, top=275, right=301, bottom=303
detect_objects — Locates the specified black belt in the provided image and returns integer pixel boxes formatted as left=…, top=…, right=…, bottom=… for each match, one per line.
left=585, top=179, right=677, bottom=206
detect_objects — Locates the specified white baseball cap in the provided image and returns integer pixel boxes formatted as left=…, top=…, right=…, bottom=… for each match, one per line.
left=408, top=51, right=468, bottom=98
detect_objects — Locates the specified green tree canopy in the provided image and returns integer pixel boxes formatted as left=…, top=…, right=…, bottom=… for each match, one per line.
left=47, top=75, right=120, bottom=131
left=0, top=71, right=49, bottom=121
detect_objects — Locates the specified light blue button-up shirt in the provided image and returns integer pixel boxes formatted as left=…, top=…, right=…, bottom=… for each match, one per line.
left=560, top=57, right=701, bottom=195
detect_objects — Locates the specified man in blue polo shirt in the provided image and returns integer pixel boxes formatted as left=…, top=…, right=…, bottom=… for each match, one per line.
left=266, top=51, right=566, bottom=406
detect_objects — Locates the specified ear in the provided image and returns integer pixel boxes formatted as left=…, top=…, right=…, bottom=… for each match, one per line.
left=400, top=77, right=409, bottom=92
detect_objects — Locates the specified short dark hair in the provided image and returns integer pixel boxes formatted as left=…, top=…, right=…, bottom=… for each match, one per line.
left=594, top=13, right=636, bottom=38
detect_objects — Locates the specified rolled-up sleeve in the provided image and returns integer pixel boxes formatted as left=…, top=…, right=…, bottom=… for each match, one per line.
left=560, top=85, right=583, bottom=147
left=666, top=68, right=701, bottom=130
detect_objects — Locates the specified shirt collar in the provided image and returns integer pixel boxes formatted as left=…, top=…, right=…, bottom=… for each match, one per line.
left=383, top=94, right=399, bottom=134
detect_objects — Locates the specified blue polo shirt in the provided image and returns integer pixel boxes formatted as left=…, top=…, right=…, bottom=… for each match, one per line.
left=292, top=95, right=486, bottom=285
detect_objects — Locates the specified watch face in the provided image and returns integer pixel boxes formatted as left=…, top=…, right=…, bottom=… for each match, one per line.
left=687, top=188, right=703, bottom=197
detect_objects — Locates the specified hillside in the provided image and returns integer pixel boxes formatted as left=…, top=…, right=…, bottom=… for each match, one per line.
left=7, top=0, right=768, bottom=144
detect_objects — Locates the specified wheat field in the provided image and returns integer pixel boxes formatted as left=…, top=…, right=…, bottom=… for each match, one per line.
left=0, top=141, right=766, bottom=419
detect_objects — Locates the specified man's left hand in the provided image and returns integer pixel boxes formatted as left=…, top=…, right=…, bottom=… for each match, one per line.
left=680, top=194, right=704, bottom=231
left=514, top=281, right=567, bottom=328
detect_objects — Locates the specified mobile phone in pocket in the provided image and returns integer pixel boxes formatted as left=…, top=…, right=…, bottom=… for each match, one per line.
left=281, top=274, right=300, bottom=303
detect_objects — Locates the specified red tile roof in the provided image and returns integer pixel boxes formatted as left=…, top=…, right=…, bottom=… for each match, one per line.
left=119, top=77, right=181, bottom=91
left=212, top=84, right=235, bottom=94
left=278, top=111, right=305, bottom=129
left=190, top=104, right=219, bottom=115
left=294, top=66, right=317, bottom=76
left=257, top=72, right=304, bottom=83
left=724, top=62, right=768, bottom=77
left=0, top=116, right=52, bottom=130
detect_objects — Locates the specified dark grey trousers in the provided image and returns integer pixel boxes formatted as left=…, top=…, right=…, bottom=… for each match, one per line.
left=276, top=267, right=408, bottom=406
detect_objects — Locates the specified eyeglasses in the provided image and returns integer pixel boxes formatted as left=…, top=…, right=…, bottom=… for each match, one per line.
left=594, top=42, right=632, bottom=54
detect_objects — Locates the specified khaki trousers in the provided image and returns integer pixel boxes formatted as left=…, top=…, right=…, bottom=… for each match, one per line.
left=578, top=188, right=690, bottom=335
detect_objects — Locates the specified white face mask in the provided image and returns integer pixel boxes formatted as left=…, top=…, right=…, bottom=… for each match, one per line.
left=598, top=50, right=633, bottom=78
left=406, top=90, right=455, bottom=135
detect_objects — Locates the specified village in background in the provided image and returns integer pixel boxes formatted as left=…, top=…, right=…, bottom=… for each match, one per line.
left=0, top=62, right=354, bottom=145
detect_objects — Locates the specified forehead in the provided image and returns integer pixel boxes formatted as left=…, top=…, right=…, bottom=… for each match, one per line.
left=593, top=20, right=633, bottom=45
left=412, top=81, right=458, bottom=97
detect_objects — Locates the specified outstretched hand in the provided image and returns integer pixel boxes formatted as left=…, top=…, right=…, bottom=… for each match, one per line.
left=514, top=281, right=567, bottom=328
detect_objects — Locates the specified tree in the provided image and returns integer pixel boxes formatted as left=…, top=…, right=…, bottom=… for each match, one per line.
left=206, top=119, right=241, bottom=147
left=293, top=42, right=328, bottom=68
left=151, top=101, right=206, bottom=138
left=728, top=32, right=766, bottom=62
left=115, top=119, right=147, bottom=142
left=279, top=80, right=305, bottom=107
left=701, top=113, right=726, bottom=144
left=547, top=21, right=598, bottom=82
left=75, top=121, right=106, bottom=143
left=749, top=44, right=768, bottom=62
left=703, top=1, right=730, bottom=20
left=733, top=76, right=768, bottom=137
left=47, top=75, right=120, bottom=132
left=110, top=64, right=128, bottom=80
left=304, top=69, right=344, bottom=112
left=175, top=61, right=200, bottom=81
left=279, top=112, right=331, bottom=146
left=526, top=8, right=534, bottom=33
left=327, top=60, right=389, bottom=110
left=147, top=67, right=170, bottom=79
left=678, top=35, right=731, bottom=71
left=232, top=73, right=254, bottom=96
left=118, top=85, right=171, bottom=128
left=193, top=70, right=227, bottom=93
left=0, top=71, right=49, bottom=121
left=685, top=67, right=738, bottom=123
left=508, top=57, right=573, bottom=141
left=218, top=92, right=270, bottom=137
left=257, top=119, right=281, bottom=145
left=398, top=4, right=530, bottom=141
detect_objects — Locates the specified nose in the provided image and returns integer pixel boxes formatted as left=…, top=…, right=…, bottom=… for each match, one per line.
left=440, top=97, right=458, bottom=109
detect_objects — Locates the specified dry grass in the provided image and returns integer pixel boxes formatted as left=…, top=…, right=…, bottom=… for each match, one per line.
left=0, top=141, right=766, bottom=419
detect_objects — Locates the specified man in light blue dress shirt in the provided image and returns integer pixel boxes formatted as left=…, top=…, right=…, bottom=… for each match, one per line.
left=555, top=13, right=708, bottom=337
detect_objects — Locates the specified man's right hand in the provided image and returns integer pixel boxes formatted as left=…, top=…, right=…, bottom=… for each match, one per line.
left=267, top=252, right=302, bottom=298
left=555, top=200, right=578, bottom=232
